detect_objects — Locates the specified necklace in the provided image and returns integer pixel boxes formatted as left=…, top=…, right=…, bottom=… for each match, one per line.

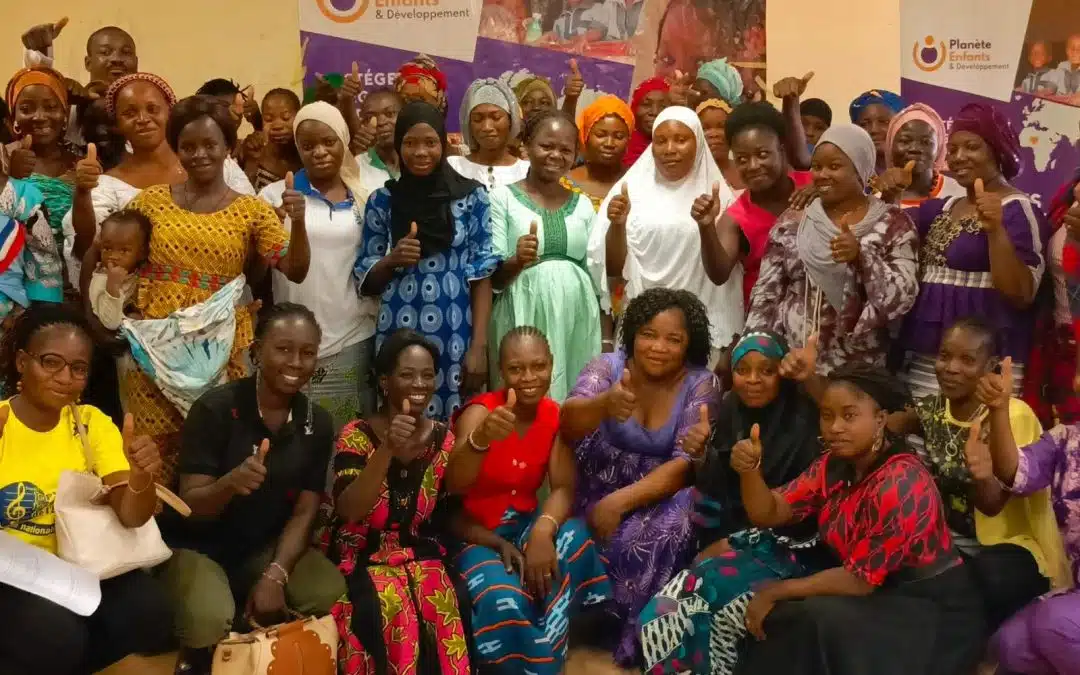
left=182, top=180, right=232, bottom=213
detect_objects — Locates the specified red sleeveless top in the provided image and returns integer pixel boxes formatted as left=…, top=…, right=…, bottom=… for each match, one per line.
left=457, top=390, right=559, bottom=529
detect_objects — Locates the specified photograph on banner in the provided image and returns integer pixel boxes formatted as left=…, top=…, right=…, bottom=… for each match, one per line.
left=1013, top=0, right=1080, bottom=108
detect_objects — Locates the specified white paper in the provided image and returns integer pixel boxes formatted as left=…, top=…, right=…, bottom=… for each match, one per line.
left=0, top=532, right=101, bottom=616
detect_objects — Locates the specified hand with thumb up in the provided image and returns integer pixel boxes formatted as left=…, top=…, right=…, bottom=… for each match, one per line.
left=281, top=171, right=306, bottom=226
left=516, top=222, right=539, bottom=267
left=731, top=423, right=763, bottom=474
left=387, top=399, right=422, bottom=460
left=975, top=356, right=1013, bottom=410
left=75, top=143, right=103, bottom=192
left=8, top=135, right=37, bottom=179
left=607, top=183, right=631, bottom=228
left=972, top=178, right=1004, bottom=232
left=691, top=181, right=723, bottom=228
left=779, top=333, right=819, bottom=382
left=871, top=159, right=916, bottom=203
left=229, top=439, right=270, bottom=496
left=605, top=368, right=637, bottom=423
left=963, top=418, right=994, bottom=481
left=353, top=115, right=378, bottom=155
left=389, top=221, right=423, bottom=268
left=341, top=62, right=363, bottom=103
left=474, top=388, right=519, bottom=449
left=121, top=413, right=162, bottom=480
left=829, top=212, right=860, bottom=263
left=565, top=58, right=585, bottom=98
left=771, top=71, right=814, bottom=100
left=678, top=404, right=712, bottom=457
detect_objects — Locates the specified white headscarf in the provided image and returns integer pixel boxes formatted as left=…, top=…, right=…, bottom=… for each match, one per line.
left=293, top=101, right=366, bottom=203
left=587, top=106, right=743, bottom=348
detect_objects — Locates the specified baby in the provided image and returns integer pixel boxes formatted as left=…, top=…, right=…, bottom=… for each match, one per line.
left=88, top=209, right=151, bottom=330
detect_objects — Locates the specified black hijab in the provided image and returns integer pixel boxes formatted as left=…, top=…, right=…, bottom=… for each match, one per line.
left=388, top=101, right=483, bottom=257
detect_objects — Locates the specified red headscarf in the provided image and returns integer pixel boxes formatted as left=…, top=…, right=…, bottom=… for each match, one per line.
left=623, top=76, right=670, bottom=167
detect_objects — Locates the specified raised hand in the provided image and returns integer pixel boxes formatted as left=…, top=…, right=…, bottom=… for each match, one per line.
left=387, top=399, right=422, bottom=460
left=607, top=183, right=631, bottom=228
left=21, top=17, right=67, bottom=52
left=667, top=69, right=693, bottom=106
left=228, top=439, right=270, bottom=496
left=242, top=85, right=259, bottom=123
left=9, top=136, right=36, bottom=179
left=871, top=159, right=915, bottom=201
left=730, top=423, right=762, bottom=473
left=341, top=61, right=363, bottom=103
left=281, top=172, right=306, bottom=225
left=772, top=71, right=814, bottom=99
left=976, top=356, right=1012, bottom=410
left=973, top=178, right=1004, bottom=231
left=691, top=181, right=723, bottom=228
left=474, top=389, right=518, bottom=448
left=605, top=368, right=637, bottom=423
left=516, top=222, right=539, bottom=267
left=829, top=212, right=859, bottom=263
left=389, top=221, right=422, bottom=268
left=75, top=143, right=103, bottom=192
left=963, top=418, right=994, bottom=481
left=121, top=413, right=162, bottom=480
left=779, top=333, right=819, bottom=381
left=564, top=59, right=584, bottom=99
left=678, top=405, right=711, bottom=457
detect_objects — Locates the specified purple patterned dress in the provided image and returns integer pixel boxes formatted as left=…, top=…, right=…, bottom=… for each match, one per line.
left=568, top=351, right=721, bottom=665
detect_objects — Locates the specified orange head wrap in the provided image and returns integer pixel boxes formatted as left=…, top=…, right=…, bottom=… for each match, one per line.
left=577, top=95, right=635, bottom=147
left=5, top=66, right=68, bottom=112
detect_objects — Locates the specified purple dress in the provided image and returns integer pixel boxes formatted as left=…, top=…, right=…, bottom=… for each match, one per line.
left=900, top=194, right=1050, bottom=362
left=569, top=351, right=721, bottom=665
left=992, top=424, right=1080, bottom=674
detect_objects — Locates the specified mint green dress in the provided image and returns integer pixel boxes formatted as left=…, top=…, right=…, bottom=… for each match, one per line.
left=489, top=183, right=602, bottom=400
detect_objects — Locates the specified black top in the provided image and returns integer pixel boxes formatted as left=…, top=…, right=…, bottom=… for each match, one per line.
left=162, top=376, right=334, bottom=567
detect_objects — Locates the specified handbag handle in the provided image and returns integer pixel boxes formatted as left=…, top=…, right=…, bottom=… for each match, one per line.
left=70, top=404, right=192, bottom=517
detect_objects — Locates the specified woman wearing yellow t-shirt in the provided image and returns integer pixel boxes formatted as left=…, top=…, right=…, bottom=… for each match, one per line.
left=0, top=305, right=173, bottom=674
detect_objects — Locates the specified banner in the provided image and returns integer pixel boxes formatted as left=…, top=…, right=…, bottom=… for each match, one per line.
left=299, top=0, right=766, bottom=131
left=901, top=0, right=1080, bottom=204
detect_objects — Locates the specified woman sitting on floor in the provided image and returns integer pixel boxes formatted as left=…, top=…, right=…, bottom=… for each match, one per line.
left=448, top=326, right=612, bottom=674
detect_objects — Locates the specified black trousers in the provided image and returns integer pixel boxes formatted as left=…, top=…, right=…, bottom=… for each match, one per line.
left=0, top=570, right=174, bottom=675
left=965, top=542, right=1050, bottom=632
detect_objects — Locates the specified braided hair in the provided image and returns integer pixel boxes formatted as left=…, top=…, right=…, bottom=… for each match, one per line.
left=253, top=302, right=321, bottom=343
left=825, top=363, right=911, bottom=414
left=498, top=325, right=551, bottom=363
left=1, top=305, right=93, bottom=397
left=521, top=107, right=578, bottom=147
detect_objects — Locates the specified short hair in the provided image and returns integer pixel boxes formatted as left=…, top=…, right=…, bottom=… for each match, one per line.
left=943, top=316, right=1000, bottom=358
left=800, top=98, right=833, bottom=126
left=253, top=302, right=321, bottom=342
left=498, top=325, right=551, bottom=362
left=725, top=101, right=787, bottom=145
left=522, top=108, right=578, bottom=146
left=86, top=26, right=134, bottom=54
left=1, top=304, right=92, bottom=397
left=196, top=78, right=241, bottom=98
left=262, top=87, right=301, bottom=111
left=363, top=87, right=403, bottom=106
left=165, top=95, right=238, bottom=152
left=826, top=363, right=911, bottom=413
left=100, top=208, right=153, bottom=252
left=621, top=288, right=712, bottom=368
left=374, top=329, right=439, bottom=376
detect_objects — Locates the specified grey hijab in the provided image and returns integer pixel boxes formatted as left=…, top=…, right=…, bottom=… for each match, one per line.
left=459, top=78, right=522, bottom=149
left=797, top=124, right=888, bottom=311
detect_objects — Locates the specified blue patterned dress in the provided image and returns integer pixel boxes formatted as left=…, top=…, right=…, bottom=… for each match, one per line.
left=354, top=186, right=500, bottom=418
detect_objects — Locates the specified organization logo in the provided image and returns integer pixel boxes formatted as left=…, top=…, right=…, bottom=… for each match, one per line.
left=316, top=0, right=371, bottom=23
left=913, top=35, right=948, bottom=72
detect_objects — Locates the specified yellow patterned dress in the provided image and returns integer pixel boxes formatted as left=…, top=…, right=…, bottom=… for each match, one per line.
left=127, top=185, right=288, bottom=482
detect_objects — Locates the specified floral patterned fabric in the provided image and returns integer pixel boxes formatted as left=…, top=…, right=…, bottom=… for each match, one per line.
left=319, top=419, right=470, bottom=675
left=745, top=204, right=919, bottom=372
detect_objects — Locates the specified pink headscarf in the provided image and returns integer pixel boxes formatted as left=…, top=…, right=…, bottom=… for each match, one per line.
left=884, top=103, right=948, bottom=171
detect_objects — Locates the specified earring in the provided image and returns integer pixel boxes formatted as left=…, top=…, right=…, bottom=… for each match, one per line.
left=11, top=121, right=20, bottom=135
left=15, top=379, right=23, bottom=392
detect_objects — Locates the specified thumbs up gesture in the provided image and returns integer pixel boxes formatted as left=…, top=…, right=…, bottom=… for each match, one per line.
left=473, top=388, right=519, bottom=449
left=772, top=71, right=814, bottom=100
left=692, top=181, right=724, bottom=228
left=731, top=423, right=763, bottom=474
left=353, top=115, right=377, bottom=155
left=667, top=69, right=693, bottom=106
left=829, top=212, right=860, bottom=263
left=281, top=171, right=306, bottom=226
left=75, top=143, right=103, bottom=192
left=605, top=368, right=638, bottom=423
left=516, top=221, right=539, bottom=266
left=872, top=159, right=916, bottom=203
left=241, top=85, right=259, bottom=124
left=973, top=178, right=1004, bottom=232
left=963, top=418, right=994, bottom=481
left=608, top=183, right=631, bottom=228
left=227, top=439, right=270, bottom=496
left=390, top=221, right=423, bottom=268
left=976, top=356, right=1013, bottom=410
left=387, top=399, right=423, bottom=461
left=341, top=61, right=363, bottom=102
left=678, top=405, right=712, bottom=457
left=779, top=333, right=819, bottom=382
left=9, top=135, right=37, bottom=179
left=564, top=58, right=584, bottom=99
left=120, top=413, right=163, bottom=480
left=21, top=16, right=67, bottom=53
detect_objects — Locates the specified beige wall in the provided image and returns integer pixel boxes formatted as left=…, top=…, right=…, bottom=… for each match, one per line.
left=1, top=0, right=900, bottom=114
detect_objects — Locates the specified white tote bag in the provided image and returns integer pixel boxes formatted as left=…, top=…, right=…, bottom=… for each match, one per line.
left=54, top=405, right=191, bottom=579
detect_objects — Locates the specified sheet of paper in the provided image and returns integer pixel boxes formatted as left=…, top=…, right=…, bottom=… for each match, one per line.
left=0, top=532, right=101, bottom=616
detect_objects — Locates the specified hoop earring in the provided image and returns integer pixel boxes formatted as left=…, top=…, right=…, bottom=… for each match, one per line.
left=11, top=121, right=21, bottom=136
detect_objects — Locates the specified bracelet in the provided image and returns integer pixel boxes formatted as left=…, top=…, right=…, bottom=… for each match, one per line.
left=468, top=430, right=490, bottom=452
left=261, top=571, right=286, bottom=587
left=266, top=562, right=290, bottom=584
left=537, top=514, right=560, bottom=532
left=127, top=475, right=154, bottom=494
left=601, top=339, right=615, bottom=345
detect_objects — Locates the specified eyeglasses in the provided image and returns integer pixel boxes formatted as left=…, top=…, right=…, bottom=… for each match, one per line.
left=22, top=351, right=91, bottom=380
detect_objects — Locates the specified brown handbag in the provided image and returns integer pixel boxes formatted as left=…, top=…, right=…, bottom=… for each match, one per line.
left=211, top=614, right=338, bottom=675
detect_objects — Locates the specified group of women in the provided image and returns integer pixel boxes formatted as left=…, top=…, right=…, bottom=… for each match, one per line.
left=1, top=16, right=1080, bottom=675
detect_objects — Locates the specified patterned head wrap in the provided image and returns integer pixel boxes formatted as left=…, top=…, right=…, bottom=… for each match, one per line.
left=577, top=95, right=634, bottom=147
left=884, top=103, right=948, bottom=171
left=395, top=54, right=448, bottom=114
left=459, top=78, right=521, bottom=148
left=104, top=72, right=177, bottom=119
left=696, top=58, right=744, bottom=107
left=731, top=331, right=788, bottom=367
left=950, top=102, right=1022, bottom=180
left=696, top=98, right=733, bottom=115
left=5, top=66, right=68, bottom=111
left=848, top=89, right=905, bottom=123
left=512, top=76, right=556, bottom=107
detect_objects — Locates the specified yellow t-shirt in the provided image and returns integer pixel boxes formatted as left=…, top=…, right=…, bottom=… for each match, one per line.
left=0, top=402, right=130, bottom=553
